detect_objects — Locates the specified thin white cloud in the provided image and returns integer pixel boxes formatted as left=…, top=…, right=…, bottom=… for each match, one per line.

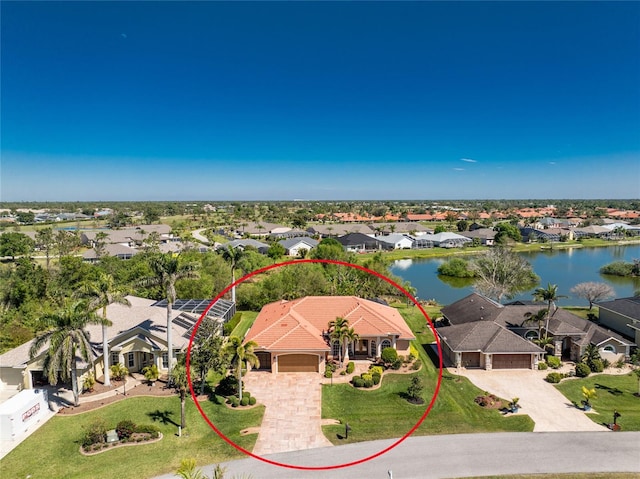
left=549, top=161, right=557, bottom=165
left=453, top=167, right=465, bottom=171
left=460, top=158, right=477, bottom=163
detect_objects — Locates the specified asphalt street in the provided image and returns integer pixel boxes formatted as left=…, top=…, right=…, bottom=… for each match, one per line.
left=154, top=431, right=640, bottom=479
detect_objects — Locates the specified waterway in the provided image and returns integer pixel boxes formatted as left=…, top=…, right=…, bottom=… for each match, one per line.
left=389, top=244, right=640, bottom=306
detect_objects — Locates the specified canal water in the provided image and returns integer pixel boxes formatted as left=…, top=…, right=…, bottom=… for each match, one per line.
left=389, top=244, right=640, bottom=306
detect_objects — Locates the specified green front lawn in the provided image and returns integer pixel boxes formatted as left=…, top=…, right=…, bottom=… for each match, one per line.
left=555, top=372, right=640, bottom=430
left=321, top=305, right=534, bottom=444
left=0, top=396, right=264, bottom=479
left=230, top=311, right=258, bottom=339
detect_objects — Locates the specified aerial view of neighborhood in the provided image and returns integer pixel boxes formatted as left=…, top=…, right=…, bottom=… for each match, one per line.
left=1, top=1, right=639, bottom=479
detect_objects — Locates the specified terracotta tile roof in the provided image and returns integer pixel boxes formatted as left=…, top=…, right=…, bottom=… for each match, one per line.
left=245, top=296, right=415, bottom=351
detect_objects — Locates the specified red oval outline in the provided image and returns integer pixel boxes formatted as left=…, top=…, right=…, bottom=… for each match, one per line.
left=186, top=258, right=443, bottom=470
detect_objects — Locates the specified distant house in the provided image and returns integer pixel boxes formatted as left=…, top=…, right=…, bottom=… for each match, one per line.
left=368, top=222, right=433, bottom=236
left=307, top=224, right=375, bottom=237
left=82, top=244, right=139, bottom=262
left=573, top=225, right=610, bottom=239
left=244, top=296, right=415, bottom=373
left=520, top=227, right=562, bottom=243
left=278, top=237, right=319, bottom=256
left=221, top=238, right=270, bottom=254
left=460, top=228, right=497, bottom=246
left=437, top=293, right=634, bottom=370
left=596, top=297, right=640, bottom=346
left=236, top=222, right=291, bottom=237
left=376, top=234, right=414, bottom=250
left=335, top=233, right=391, bottom=253
left=0, top=296, right=236, bottom=391
left=422, top=232, right=471, bottom=248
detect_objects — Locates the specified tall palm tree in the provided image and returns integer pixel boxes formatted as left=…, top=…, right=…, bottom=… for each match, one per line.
left=224, top=336, right=259, bottom=401
left=522, top=308, right=547, bottom=342
left=532, top=283, right=567, bottom=338
left=328, top=317, right=349, bottom=365
left=220, top=246, right=244, bottom=303
left=139, top=254, right=200, bottom=370
left=77, top=271, right=130, bottom=386
left=29, top=301, right=110, bottom=406
left=342, top=326, right=360, bottom=364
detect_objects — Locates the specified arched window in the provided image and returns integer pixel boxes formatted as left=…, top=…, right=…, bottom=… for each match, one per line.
left=381, top=339, right=392, bottom=350
left=602, top=345, right=615, bottom=353
left=525, top=331, right=539, bottom=341
left=332, top=341, right=341, bottom=357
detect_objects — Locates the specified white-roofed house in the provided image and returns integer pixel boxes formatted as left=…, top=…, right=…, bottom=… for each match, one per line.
left=278, top=237, right=319, bottom=256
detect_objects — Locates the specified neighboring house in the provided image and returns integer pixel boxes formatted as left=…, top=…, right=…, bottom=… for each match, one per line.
left=278, top=237, right=319, bottom=256
left=269, top=229, right=311, bottom=240
left=422, top=232, right=472, bottom=248
left=0, top=296, right=235, bottom=392
left=335, top=233, right=391, bottom=253
left=81, top=225, right=173, bottom=247
left=307, top=224, right=375, bottom=237
left=82, top=244, right=139, bottom=262
left=436, top=293, right=634, bottom=370
left=520, top=227, right=562, bottom=242
left=460, top=228, right=497, bottom=246
left=221, top=239, right=270, bottom=254
left=368, top=222, right=434, bottom=235
left=597, top=297, right=640, bottom=346
left=573, top=225, right=610, bottom=239
left=376, top=234, right=414, bottom=250
left=236, top=222, right=291, bottom=237
left=244, top=296, right=415, bottom=373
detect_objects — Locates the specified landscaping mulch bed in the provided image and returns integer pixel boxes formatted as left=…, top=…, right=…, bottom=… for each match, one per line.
left=58, top=381, right=177, bottom=415
left=79, top=432, right=163, bottom=455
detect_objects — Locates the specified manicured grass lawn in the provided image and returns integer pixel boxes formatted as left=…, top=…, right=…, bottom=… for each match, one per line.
left=556, top=372, right=640, bottom=431
left=0, top=396, right=264, bottom=479
left=230, top=311, right=258, bottom=339
left=321, top=305, right=534, bottom=444
left=562, top=306, right=597, bottom=321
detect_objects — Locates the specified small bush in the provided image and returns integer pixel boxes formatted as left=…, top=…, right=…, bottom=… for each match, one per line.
left=82, top=417, right=108, bottom=447
left=545, top=355, right=562, bottom=369
left=409, top=343, right=420, bottom=360
left=538, top=362, right=548, bottom=370
left=249, top=396, right=257, bottom=405
left=116, top=419, right=136, bottom=439
left=361, top=373, right=373, bottom=382
left=242, top=391, right=251, bottom=399
left=369, top=365, right=384, bottom=376
left=412, top=359, right=422, bottom=370
left=381, top=347, right=398, bottom=365
left=590, top=359, right=604, bottom=373
left=229, top=396, right=239, bottom=407
left=83, top=372, right=96, bottom=392
left=575, top=362, right=591, bottom=378
left=340, top=371, right=346, bottom=376
left=346, top=362, right=355, bottom=374
left=215, top=375, right=238, bottom=397
left=363, top=378, right=374, bottom=388
left=391, top=358, right=403, bottom=370
left=240, top=397, right=249, bottom=407
left=324, top=369, right=333, bottom=378
left=545, top=372, right=563, bottom=383
left=372, top=373, right=381, bottom=385
left=352, top=377, right=365, bottom=388
left=602, top=358, right=611, bottom=369
left=615, top=358, right=626, bottom=368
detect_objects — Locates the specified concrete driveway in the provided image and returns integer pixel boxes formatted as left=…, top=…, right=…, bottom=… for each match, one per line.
left=243, top=371, right=333, bottom=455
left=454, top=368, right=607, bottom=432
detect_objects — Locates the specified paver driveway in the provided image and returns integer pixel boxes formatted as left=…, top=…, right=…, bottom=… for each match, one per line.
left=243, top=371, right=333, bottom=455
left=455, top=368, right=607, bottom=432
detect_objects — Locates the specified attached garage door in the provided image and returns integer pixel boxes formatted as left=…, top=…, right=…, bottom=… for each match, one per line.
left=278, top=354, right=318, bottom=373
left=461, top=352, right=481, bottom=368
left=255, top=352, right=271, bottom=370
left=493, top=354, right=531, bottom=369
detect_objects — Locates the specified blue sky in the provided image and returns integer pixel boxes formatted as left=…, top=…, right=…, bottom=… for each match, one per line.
left=1, top=1, right=639, bottom=201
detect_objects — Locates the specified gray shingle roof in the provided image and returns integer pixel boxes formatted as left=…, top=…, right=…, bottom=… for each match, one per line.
left=437, top=322, right=544, bottom=354
left=597, top=297, right=640, bottom=320
left=278, top=237, right=319, bottom=250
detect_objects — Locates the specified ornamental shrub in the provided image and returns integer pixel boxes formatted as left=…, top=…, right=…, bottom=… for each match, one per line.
left=116, top=419, right=136, bottom=439
left=589, top=359, right=604, bottom=373
left=575, top=362, right=591, bottom=378
left=545, top=355, right=562, bottom=369
left=346, top=362, right=355, bottom=374
left=240, top=397, right=249, bottom=407
left=538, top=362, right=548, bottom=370
left=363, top=378, right=374, bottom=388
left=545, top=372, right=563, bottom=383
left=242, top=391, right=251, bottom=399
left=369, top=365, right=384, bottom=376
left=381, top=347, right=398, bottom=365
left=409, top=343, right=420, bottom=361
left=249, top=396, right=257, bottom=405
left=229, top=396, right=239, bottom=407
left=412, top=359, right=422, bottom=370
left=391, top=358, right=403, bottom=370
left=352, top=377, right=365, bottom=388
left=216, top=375, right=238, bottom=397
left=324, top=369, right=333, bottom=378
left=602, top=358, right=611, bottom=369
left=361, top=373, right=373, bottom=382
left=372, top=372, right=381, bottom=385
left=82, top=418, right=108, bottom=447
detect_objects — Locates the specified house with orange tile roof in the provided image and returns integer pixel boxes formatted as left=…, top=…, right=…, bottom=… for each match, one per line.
left=244, top=296, right=415, bottom=373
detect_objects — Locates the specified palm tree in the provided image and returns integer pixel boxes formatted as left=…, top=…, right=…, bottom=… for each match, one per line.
left=581, top=344, right=601, bottom=368
left=522, top=309, right=547, bottom=342
left=220, top=246, right=244, bottom=303
left=29, top=301, right=110, bottom=406
left=77, top=271, right=130, bottom=386
left=342, top=326, right=360, bottom=364
left=532, top=283, right=567, bottom=338
left=328, top=317, right=349, bottom=366
left=172, top=363, right=189, bottom=429
left=139, top=254, right=200, bottom=370
left=224, top=336, right=259, bottom=401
